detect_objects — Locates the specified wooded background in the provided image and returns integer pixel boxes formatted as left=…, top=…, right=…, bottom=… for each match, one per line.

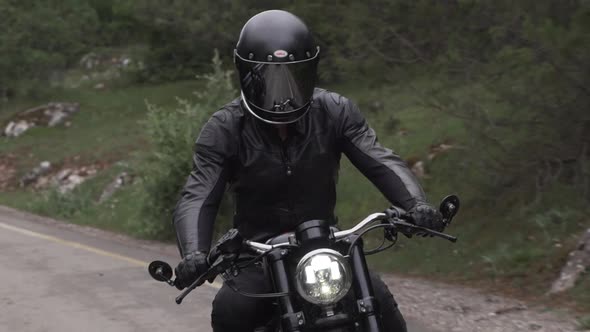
left=1, top=0, right=589, bottom=313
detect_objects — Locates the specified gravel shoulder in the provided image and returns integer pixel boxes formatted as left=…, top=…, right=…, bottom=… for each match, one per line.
left=0, top=205, right=581, bottom=332
left=385, top=275, right=580, bottom=332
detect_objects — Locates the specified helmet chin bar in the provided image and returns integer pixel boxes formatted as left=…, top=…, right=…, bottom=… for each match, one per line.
left=240, top=90, right=310, bottom=125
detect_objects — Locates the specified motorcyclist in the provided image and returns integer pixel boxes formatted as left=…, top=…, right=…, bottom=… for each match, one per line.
left=172, top=9, right=445, bottom=332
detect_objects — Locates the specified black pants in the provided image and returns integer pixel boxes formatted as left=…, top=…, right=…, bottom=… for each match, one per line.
left=211, top=265, right=407, bottom=331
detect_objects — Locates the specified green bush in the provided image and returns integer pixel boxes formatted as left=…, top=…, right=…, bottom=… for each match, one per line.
left=139, top=51, right=236, bottom=239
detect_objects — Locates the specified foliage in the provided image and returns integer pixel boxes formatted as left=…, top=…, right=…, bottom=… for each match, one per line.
left=0, top=0, right=100, bottom=97
left=419, top=1, right=590, bottom=207
left=139, top=52, right=236, bottom=239
left=0, top=80, right=198, bottom=175
left=85, top=0, right=142, bottom=46
left=0, top=80, right=199, bottom=236
left=130, top=1, right=242, bottom=81
left=128, top=1, right=458, bottom=82
left=1, top=0, right=590, bottom=311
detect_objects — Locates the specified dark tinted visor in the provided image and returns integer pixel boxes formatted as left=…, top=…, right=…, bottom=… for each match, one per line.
left=235, top=47, right=319, bottom=114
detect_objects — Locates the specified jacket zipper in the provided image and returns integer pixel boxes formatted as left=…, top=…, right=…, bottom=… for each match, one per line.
left=280, top=141, right=293, bottom=177
left=281, top=141, right=295, bottom=218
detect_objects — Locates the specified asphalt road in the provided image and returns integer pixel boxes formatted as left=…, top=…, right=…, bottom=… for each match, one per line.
left=0, top=206, right=438, bottom=332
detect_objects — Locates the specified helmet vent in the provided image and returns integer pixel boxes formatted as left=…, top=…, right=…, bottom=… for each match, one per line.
left=288, top=54, right=295, bottom=61
left=248, top=53, right=254, bottom=60
left=267, top=55, right=273, bottom=61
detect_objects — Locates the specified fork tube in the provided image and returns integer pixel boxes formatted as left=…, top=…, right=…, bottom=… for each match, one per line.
left=349, top=237, right=381, bottom=332
left=268, top=249, right=302, bottom=332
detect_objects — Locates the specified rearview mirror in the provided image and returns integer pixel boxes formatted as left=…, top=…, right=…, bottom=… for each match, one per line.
left=439, top=195, right=460, bottom=222
left=149, top=260, right=173, bottom=282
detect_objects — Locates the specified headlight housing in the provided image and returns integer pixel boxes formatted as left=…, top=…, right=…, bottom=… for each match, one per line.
left=295, top=249, right=352, bottom=305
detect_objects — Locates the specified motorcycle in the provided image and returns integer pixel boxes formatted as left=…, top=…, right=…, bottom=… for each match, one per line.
left=149, top=195, right=460, bottom=331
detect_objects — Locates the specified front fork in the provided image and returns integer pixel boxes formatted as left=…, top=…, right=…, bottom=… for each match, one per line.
left=267, top=249, right=305, bottom=332
left=348, top=235, right=382, bottom=331
left=266, top=237, right=382, bottom=332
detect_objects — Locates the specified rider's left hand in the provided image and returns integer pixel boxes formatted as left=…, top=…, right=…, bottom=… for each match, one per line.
left=407, top=203, right=445, bottom=232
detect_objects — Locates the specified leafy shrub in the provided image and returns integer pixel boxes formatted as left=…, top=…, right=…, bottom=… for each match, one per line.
left=139, top=51, right=236, bottom=239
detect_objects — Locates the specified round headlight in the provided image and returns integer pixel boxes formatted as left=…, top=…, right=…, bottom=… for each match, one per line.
left=295, top=249, right=352, bottom=305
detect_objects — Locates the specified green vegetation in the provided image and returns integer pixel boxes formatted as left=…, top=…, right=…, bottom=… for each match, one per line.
left=578, top=315, right=590, bottom=330
left=139, top=52, right=236, bottom=239
left=0, top=1, right=99, bottom=98
left=0, top=0, right=589, bottom=314
left=0, top=81, right=198, bottom=175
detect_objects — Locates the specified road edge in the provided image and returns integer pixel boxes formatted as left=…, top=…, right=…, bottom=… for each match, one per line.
left=0, top=204, right=581, bottom=331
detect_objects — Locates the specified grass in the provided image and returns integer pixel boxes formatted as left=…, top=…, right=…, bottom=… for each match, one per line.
left=578, top=315, right=590, bottom=331
left=0, top=80, right=199, bottom=237
left=332, top=79, right=467, bottom=227
left=1, top=76, right=589, bottom=314
left=24, top=162, right=143, bottom=233
left=331, top=80, right=590, bottom=312
left=0, top=81, right=199, bottom=178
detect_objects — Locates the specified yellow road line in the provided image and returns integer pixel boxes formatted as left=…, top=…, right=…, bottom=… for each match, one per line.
left=0, top=221, right=222, bottom=289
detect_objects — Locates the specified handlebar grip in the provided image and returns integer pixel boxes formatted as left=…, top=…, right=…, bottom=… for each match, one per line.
left=384, top=206, right=407, bottom=219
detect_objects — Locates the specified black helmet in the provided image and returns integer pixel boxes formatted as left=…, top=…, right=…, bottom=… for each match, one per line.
left=234, top=10, right=320, bottom=124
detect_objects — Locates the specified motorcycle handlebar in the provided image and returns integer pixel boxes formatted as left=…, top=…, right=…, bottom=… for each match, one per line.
left=332, top=212, right=389, bottom=239
left=240, top=210, right=456, bottom=252
left=210, top=195, right=460, bottom=259
left=164, top=197, right=459, bottom=305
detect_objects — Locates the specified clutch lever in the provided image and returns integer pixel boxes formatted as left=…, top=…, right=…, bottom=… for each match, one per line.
left=175, top=253, right=237, bottom=304
left=392, top=219, right=457, bottom=243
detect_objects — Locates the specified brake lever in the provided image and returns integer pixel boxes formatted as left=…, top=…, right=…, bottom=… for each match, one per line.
left=393, top=219, right=457, bottom=243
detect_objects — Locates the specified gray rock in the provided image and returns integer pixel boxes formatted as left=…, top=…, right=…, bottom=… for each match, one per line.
left=3, top=102, right=80, bottom=137
left=98, top=172, right=132, bottom=203
left=19, top=161, right=52, bottom=187
left=52, top=166, right=98, bottom=193
left=4, top=120, right=34, bottom=137
left=121, top=58, right=132, bottom=67
left=80, top=52, right=99, bottom=70
left=57, top=174, right=85, bottom=194
left=48, top=110, right=68, bottom=127
left=549, top=228, right=590, bottom=293
left=55, top=169, right=73, bottom=182
left=411, top=160, right=426, bottom=178
left=428, top=143, right=455, bottom=160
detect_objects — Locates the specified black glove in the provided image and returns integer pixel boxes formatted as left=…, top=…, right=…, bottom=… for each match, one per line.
left=407, top=203, right=445, bottom=232
left=174, top=251, right=209, bottom=290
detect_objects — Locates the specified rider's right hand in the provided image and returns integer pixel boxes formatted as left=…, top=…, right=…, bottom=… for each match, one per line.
left=174, top=251, right=209, bottom=290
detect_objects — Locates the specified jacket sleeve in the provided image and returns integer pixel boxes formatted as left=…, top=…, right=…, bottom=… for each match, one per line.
left=172, top=111, right=231, bottom=257
left=336, top=95, right=426, bottom=211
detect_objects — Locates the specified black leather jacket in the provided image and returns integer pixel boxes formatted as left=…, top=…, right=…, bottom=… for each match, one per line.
left=173, top=88, right=426, bottom=256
